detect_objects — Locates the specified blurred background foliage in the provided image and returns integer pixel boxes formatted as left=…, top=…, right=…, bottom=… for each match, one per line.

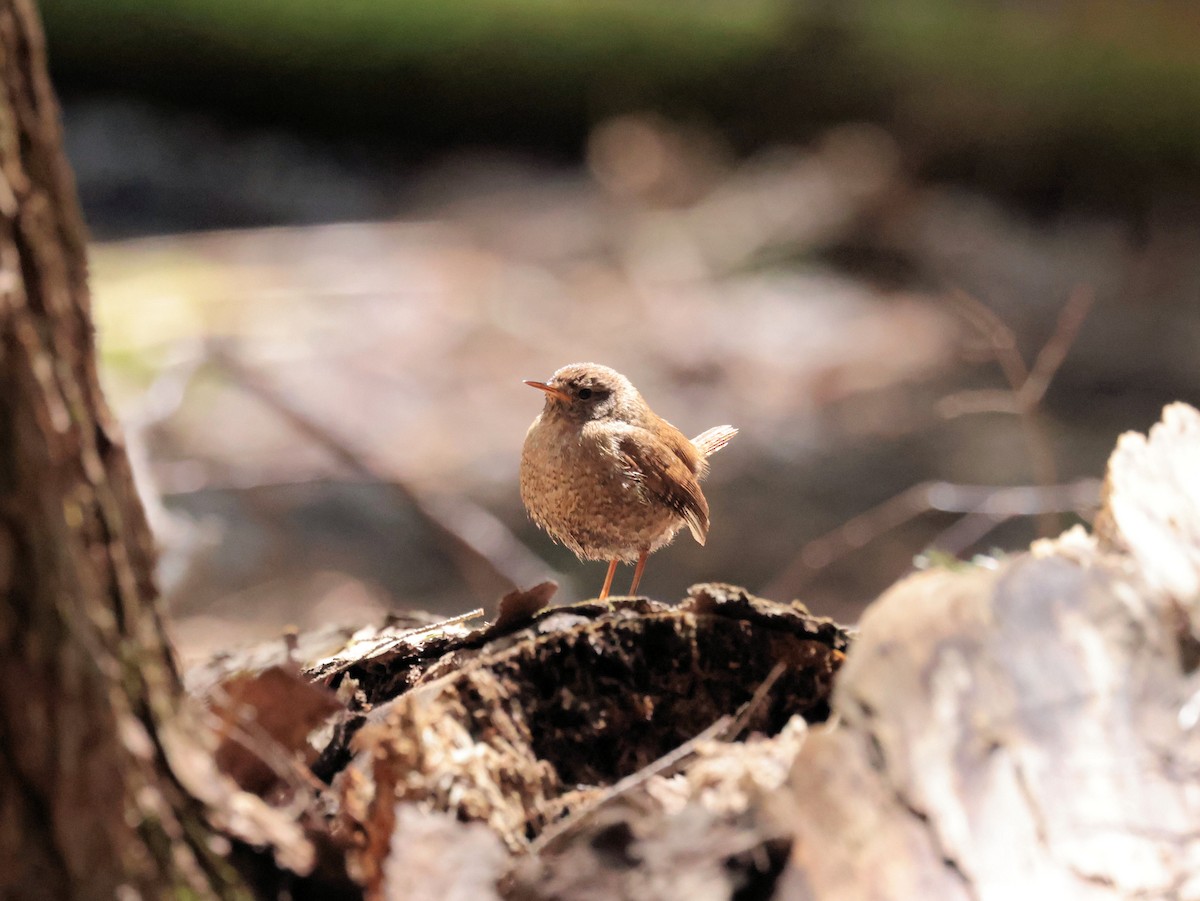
left=43, top=0, right=1200, bottom=211
left=37, top=0, right=1200, bottom=662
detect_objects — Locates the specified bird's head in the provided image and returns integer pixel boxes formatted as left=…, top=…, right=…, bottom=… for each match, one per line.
left=524, top=362, right=645, bottom=425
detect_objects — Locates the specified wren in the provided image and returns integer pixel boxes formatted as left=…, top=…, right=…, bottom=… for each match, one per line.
left=520, top=362, right=736, bottom=600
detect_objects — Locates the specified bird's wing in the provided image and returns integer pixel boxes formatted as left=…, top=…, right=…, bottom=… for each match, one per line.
left=617, top=429, right=711, bottom=545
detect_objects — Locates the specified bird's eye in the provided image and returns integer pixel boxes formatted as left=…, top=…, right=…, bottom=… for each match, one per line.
left=577, top=388, right=593, bottom=400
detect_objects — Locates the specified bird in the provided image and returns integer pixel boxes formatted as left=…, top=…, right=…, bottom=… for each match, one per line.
left=520, top=362, right=736, bottom=600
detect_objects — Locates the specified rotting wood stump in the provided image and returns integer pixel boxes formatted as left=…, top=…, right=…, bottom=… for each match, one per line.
left=192, top=584, right=850, bottom=898
left=327, top=585, right=847, bottom=888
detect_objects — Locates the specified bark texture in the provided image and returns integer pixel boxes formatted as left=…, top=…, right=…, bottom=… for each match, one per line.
left=0, top=2, right=250, bottom=896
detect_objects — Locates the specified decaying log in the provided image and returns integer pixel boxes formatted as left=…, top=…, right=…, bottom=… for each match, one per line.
left=324, top=584, right=847, bottom=892
left=191, top=581, right=848, bottom=897
left=186, top=403, right=1200, bottom=900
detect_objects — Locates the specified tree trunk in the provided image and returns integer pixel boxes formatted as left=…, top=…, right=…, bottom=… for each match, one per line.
left=0, top=1, right=250, bottom=896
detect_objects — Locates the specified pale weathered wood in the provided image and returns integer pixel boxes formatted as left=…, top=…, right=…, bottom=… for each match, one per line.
left=783, top=405, right=1200, bottom=900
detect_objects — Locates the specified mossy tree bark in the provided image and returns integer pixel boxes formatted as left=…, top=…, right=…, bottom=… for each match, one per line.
left=0, top=1, right=250, bottom=897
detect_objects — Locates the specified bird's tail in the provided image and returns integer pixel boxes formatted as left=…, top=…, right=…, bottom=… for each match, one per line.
left=690, top=424, right=736, bottom=502
left=691, top=425, right=738, bottom=461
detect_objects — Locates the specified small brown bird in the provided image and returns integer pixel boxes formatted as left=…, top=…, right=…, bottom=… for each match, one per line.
left=520, top=362, right=736, bottom=600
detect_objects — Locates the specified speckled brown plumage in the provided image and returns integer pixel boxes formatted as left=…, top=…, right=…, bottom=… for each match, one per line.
left=520, top=363, right=736, bottom=599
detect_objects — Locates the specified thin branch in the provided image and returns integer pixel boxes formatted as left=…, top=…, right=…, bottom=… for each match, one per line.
left=202, top=698, right=326, bottom=804
left=765, top=484, right=935, bottom=598
left=762, top=479, right=1101, bottom=600
left=528, top=714, right=734, bottom=856
left=528, top=662, right=792, bottom=857
left=719, top=663, right=788, bottom=741
left=927, top=512, right=1017, bottom=558
left=208, top=347, right=562, bottom=602
left=360, top=608, right=485, bottom=662
left=948, top=289, right=1030, bottom=391
left=936, top=388, right=1019, bottom=418
left=922, top=479, right=1101, bottom=516
left=1019, top=285, right=1095, bottom=409
left=943, top=287, right=1094, bottom=537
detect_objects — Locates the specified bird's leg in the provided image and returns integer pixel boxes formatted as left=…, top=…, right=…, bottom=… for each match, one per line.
left=628, top=550, right=649, bottom=595
left=599, top=559, right=618, bottom=600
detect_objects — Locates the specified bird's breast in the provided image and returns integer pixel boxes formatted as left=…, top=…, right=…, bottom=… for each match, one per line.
left=519, top=417, right=682, bottom=560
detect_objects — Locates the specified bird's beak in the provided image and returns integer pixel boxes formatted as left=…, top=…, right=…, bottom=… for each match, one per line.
left=524, top=380, right=571, bottom=403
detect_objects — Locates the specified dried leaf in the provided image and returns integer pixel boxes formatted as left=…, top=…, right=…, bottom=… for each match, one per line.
left=494, top=580, right=557, bottom=631
left=209, top=665, right=342, bottom=796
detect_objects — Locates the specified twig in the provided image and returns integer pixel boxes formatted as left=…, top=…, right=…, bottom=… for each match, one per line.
left=202, top=698, right=326, bottom=804
left=941, top=287, right=1094, bottom=537
left=362, top=607, right=485, bottom=661
left=764, top=484, right=935, bottom=599
left=927, top=511, right=1018, bottom=558
left=719, top=662, right=787, bottom=741
left=947, top=290, right=1030, bottom=394
left=935, top=388, right=1019, bottom=417
left=528, top=714, right=734, bottom=856
left=529, top=663, right=794, bottom=856
left=762, top=479, right=1101, bottom=600
left=927, top=474, right=1102, bottom=557
left=921, top=479, right=1101, bottom=516
left=208, top=346, right=562, bottom=601
left=1019, top=285, right=1095, bottom=408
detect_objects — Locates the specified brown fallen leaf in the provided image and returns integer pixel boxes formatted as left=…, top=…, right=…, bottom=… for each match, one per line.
left=494, top=580, right=558, bottom=631
left=209, top=665, right=343, bottom=797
